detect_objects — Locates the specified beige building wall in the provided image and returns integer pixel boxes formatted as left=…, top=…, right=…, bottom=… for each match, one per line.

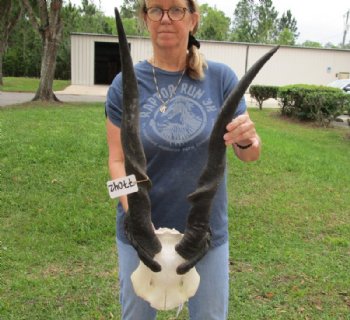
left=199, top=41, right=247, bottom=78
left=246, top=45, right=350, bottom=86
left=71, top=33, right=350, bottom=87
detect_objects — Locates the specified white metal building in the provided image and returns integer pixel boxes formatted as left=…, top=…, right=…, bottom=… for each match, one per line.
left=71, top=32, right=350, bottom=87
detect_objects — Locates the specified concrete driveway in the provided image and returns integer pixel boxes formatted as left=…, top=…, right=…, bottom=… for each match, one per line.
left=1, top=85, right=276, bottom=108
left=0, top=85, right=108, bottom=107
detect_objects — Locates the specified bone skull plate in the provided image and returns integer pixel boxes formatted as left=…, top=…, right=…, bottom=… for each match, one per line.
left=131, top=228, right=200, bottom=310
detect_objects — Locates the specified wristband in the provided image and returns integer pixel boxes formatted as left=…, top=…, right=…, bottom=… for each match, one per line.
left=235, top=142, right=253, bottom=149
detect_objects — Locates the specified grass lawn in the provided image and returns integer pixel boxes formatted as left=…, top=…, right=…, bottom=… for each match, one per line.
left=0, top=77, right=70, bottom=92
left=1, top=103, right=349, bottom=319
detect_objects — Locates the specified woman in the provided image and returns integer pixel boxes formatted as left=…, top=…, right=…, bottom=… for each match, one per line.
left=106, top=0, right=261, bottom=319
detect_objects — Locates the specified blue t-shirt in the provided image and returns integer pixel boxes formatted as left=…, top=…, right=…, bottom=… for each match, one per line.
left=105, top=60, right=246, bottom=247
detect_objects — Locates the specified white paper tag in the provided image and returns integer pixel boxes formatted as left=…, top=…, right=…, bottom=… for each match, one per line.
left=107, top=175, right=138, bottom=199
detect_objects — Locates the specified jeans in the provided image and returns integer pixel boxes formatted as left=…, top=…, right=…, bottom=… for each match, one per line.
left=117, top=239, right=229, bottom=320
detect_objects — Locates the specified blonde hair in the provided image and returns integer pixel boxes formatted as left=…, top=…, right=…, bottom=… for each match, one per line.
left=138, top=0, right=207, bottom=80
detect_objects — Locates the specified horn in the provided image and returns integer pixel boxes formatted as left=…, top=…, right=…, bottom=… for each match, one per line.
left=176, top=46, right=279, bottom=274
left=114, top=7, right=162, bottom=272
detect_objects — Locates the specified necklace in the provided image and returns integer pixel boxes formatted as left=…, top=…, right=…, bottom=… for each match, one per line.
left=151, top=64, right=186, bottom=113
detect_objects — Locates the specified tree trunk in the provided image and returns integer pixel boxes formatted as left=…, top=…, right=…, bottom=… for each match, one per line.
left=33, top=37, right=60, bottom=101
left=22, top=0, right=63, bottom=102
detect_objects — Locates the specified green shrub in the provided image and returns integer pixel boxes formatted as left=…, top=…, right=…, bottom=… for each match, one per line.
left=343, top=96, right=350, bottom=115
left=249, top=85, right=279, bottom=109
left=277, top=84, right=349, bottom=126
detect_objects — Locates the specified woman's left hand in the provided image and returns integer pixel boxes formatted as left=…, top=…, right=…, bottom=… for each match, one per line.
left=223, top=112, right=257, bottom=147
left=223, top=112, right=261, bottom=162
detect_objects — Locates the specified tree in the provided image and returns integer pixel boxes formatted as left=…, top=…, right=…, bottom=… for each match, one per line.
left=231, top=0, right=257, bottom=43
left=75, top=0, right=112, bottom=34
left=276, top=28, right=295, bottom=45
left=80, top=0, right=98, bottom=16
left=302, top=40, right=322, bottom=48
left=197, top=4, right=231, bottom=41
left=22, top=0, right=63, bottom=101
left=277, top=10, right=298, bottom=38
left=57, top=0, right=113, bottom=79
left=231, top=0, right=299, bottom=45
left=275, top=10, right=298, bottom=44
left=56, top=1, right=80, bottom=80
left=231, top=0, right=278, bottom=43
left=119, top=0, right=148, bottom=36
left=324, top=42, right=339, bottom=49
left=120, top=0, right=139, bottom=18
left=0, top=0, right=23, bottom=85
left=256, top=0, right=278, bottom=43
left=3, top=0, right=115, bottom=81
left=3, top=16, right=41, bottom=78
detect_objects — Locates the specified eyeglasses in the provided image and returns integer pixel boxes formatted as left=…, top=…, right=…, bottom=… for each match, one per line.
left=145, top=6, right=188, bottom=22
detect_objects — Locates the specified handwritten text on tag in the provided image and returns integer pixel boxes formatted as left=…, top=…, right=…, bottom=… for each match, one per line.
left=107, top=175, right=138, bottom=199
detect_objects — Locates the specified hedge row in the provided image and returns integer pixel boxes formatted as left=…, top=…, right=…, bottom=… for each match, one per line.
left=249, top=84, right=350, bottom=126
left=249, top=85, right=279, bottom=110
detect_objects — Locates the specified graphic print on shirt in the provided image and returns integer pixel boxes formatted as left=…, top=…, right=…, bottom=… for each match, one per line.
left=141, top=82, right=218, bottom=151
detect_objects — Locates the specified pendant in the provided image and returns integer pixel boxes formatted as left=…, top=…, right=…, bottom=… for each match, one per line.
left=160, top=105, right=167, bottom=113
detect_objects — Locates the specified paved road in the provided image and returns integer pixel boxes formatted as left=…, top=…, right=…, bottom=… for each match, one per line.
left=1, top=90, right=275, bottom=108
left=0, top=91, right=106, bottom=107
left=1, top=91, right=349, bottom=127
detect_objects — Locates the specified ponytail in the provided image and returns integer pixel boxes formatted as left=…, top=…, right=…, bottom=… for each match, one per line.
left=187, top=40, right=207, bottom=80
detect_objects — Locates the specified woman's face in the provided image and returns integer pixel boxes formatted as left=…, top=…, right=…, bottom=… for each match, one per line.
left=144, top=0, right=199, bottom=51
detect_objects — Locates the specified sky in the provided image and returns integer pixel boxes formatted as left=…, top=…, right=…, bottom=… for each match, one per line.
left=201, top=0, right=350, bottom=45
left=76, top=0, right=350, bottom=45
